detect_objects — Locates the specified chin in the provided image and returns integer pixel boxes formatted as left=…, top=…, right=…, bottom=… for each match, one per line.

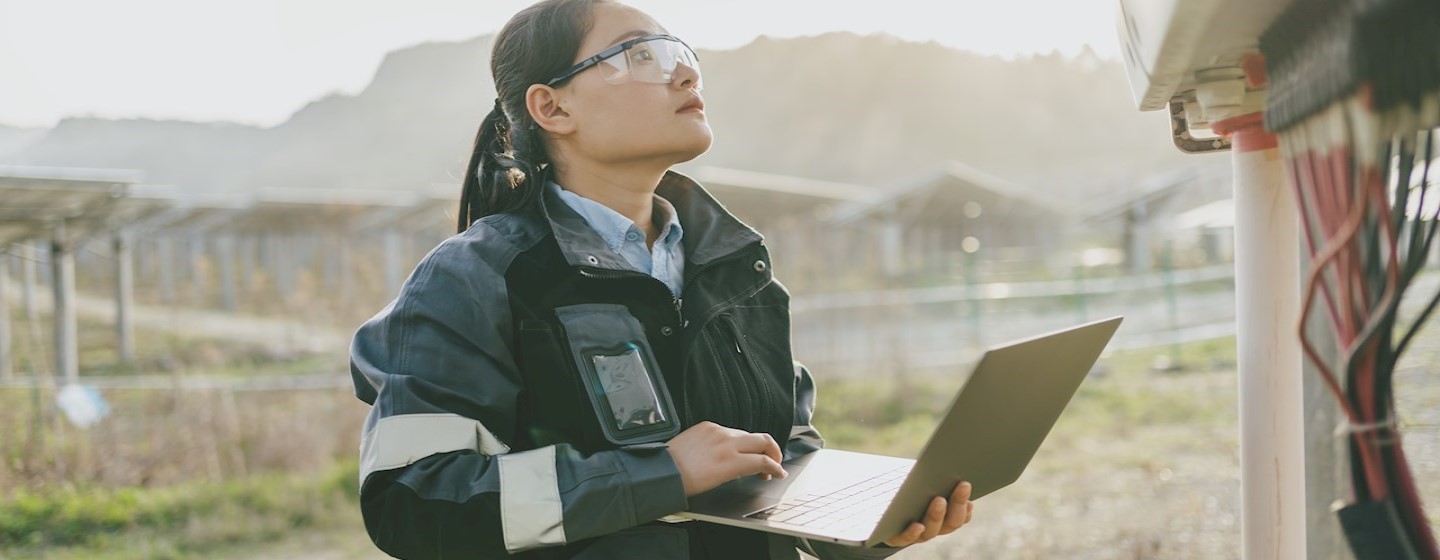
left=677, top=125, right=714, bottom=159
left=683, top=135, right=713, bottom=161
left=649, top=127, right=712, bottom=165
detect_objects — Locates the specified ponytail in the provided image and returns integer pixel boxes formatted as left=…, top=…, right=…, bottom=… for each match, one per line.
left=456, top=0, right=603, bottom=232
left=457, top=99, right=551, bottom=233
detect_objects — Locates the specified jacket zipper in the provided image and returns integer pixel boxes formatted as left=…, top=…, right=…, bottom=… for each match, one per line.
left=574, top=242, right=770, bottom=428
left=576, top=266, right=684, bottom=328
left=575, top=266, right=689, bottom=425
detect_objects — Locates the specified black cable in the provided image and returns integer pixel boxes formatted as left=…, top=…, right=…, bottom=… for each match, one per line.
left=1394, top=129, right=1440, bottom=358
left=1399, top=130, right=1433, bottom=283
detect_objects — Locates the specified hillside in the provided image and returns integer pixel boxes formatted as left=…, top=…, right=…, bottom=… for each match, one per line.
left=3, top=33, right=1213, bottom=199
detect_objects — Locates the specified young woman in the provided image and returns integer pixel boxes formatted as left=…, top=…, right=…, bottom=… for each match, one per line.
left=349, top=1, right=974, bottom=558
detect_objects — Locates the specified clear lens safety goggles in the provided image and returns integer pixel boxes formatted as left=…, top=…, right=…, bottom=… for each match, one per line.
left=546, top=34, right=702, bottom=91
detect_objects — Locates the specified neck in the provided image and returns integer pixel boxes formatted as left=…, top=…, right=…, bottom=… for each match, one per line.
left=552, top=158, right=667, bottom=242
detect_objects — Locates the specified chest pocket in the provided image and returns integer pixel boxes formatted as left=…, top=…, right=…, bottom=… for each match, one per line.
left=687, top=307, right=794, bottom=442
left=552, top=303, right=683, bottom=447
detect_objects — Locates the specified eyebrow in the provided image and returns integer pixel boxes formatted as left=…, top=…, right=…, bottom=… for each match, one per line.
left=607, top=29, right=654, bottom=47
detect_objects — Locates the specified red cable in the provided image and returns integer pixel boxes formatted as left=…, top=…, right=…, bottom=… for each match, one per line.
left=1288, top=154, right=1350, bottom=339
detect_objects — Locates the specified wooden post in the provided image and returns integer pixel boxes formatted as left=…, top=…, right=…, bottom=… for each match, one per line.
left=113, top=232, right=135, bottom=365
left=52, top=223, right=79, bottom=383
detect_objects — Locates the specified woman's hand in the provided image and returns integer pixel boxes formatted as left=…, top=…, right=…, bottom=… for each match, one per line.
left=881, top=481, right=974, bottom=548
left=666, top=421, right=787, bottom=497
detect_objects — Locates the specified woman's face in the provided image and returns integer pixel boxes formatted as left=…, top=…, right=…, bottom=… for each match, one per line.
left=548, top=3, right=712, bottom=168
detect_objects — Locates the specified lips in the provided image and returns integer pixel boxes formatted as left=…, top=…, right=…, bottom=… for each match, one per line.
left=677, top=96, right=705, bottom=113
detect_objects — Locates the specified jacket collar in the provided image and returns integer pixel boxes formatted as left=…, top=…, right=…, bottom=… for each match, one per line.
left=538, top=169, right=763, bottom=272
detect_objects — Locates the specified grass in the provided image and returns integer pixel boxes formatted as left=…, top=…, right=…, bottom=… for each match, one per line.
left=0, top=386, right=367, bottom=488
left=8, top=326, right=1433, bottom=560
left=0, top=460, right=361, bottom=559
left=1, top=298, right=368, bottom=559
left=812, top=336, right=1241, bottom=458
left=7, top=323, right=1430, bottom=559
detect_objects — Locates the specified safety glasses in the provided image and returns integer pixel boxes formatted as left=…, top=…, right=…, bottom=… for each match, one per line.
left=546, top=34, right=702, bottom=91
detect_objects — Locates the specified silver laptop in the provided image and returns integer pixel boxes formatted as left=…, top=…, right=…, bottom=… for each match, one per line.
left=676, top=316, right=1124, bottom=547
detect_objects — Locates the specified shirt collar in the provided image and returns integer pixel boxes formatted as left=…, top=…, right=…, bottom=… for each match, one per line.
left=651, top=191, right=684, bottom=246
left=546, top=180, right=685, bottom=252
left=537, top=170, right=761, bottom=272
left=548, top=181, right=637, bottom=251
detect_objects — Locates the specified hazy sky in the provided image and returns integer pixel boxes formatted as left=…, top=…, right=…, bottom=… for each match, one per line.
left=0, top=0, right=1119, bottom=129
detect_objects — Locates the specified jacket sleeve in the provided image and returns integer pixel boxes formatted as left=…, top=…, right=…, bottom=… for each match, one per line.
left=786, top=362, right=905, bottom=560
left=349, top=226, right=689, bottom=560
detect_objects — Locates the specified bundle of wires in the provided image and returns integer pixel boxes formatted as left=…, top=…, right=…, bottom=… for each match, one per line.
left=1261, top=0, right=1440, bottom=558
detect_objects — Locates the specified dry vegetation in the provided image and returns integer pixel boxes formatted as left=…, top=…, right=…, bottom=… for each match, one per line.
left=0, top=309, right=363, bottom=558
left=2, top=311, right=1436, bottom=559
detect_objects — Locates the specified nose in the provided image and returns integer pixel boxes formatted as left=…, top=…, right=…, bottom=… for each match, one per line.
left=671, top=61, right=702, bottom=92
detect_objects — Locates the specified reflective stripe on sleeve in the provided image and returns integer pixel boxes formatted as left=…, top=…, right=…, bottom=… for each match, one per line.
left=358, top=413, right=511, bottom=485
left=498, top=445, right=567, bottom=552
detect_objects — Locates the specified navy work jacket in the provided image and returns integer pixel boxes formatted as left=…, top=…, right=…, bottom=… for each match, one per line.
left=350, top=170, right=903, bottom=560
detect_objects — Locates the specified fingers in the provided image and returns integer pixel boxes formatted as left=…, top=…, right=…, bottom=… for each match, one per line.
left=763, top=435, right=783, bottom=465
left=952, top=480, right=973, bottom=503
left=732, top=432, right=785, bottom=480
left=918, top=497, right=945, bottom=542
left=751, top=454, right=787, bottom=479
left=734, top=432, right=783, bottom=464
left=942, top=482, right=972, bottom=531
left=671, top=423, right=795, bottom=496
left=884, top=522, right=925, bottom=547
left=884, top=482, right=977, bottom=547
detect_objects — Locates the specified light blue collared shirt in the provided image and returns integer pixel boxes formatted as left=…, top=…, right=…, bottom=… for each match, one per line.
left=548, top=180, right=686, bottom=297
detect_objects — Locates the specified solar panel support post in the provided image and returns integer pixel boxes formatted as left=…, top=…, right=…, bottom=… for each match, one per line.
left=21, top=241, right=38, bottom=321
left=113, top=231, right=135, bottom=365
left=51, top=222, right=79, bottom=383
left=1228, top=118, right=1306, bottom=560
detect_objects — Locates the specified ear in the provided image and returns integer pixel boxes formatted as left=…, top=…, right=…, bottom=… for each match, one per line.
left=526, top=84, right=576, bottom=135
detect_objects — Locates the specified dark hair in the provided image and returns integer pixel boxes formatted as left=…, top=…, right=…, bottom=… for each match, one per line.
left=457, top=0, right=608, bottom=232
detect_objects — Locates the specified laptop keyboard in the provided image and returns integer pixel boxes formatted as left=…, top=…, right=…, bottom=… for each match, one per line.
left=746, top=464, right=911, bottom=532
